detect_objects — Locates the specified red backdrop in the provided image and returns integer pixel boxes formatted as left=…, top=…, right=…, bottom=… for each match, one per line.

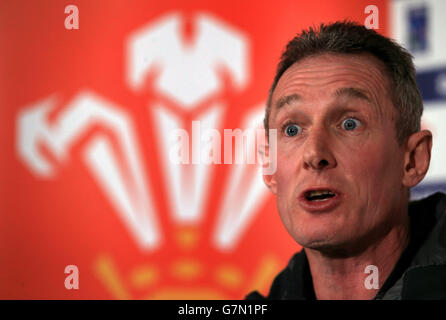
left=0, top=0, right=388, bottom=299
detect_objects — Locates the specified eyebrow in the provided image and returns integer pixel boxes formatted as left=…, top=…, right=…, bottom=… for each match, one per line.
left=275, top=87, right=372, bottom=112
left=334, top=87, right=372, bottom=103
left=275, top=93, right=301, bottom=110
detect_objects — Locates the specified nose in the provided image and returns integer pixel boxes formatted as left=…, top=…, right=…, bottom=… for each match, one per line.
left=302, top=127, right=337, bottom=171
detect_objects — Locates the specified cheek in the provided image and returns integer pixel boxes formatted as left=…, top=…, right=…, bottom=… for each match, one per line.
left=274, top=155, right=299, bottom=218
left=275, top=152, right=298, bottom=193
left=344, top=142, right=403, bottom=208
left=275, top=167, right=294, bottom=201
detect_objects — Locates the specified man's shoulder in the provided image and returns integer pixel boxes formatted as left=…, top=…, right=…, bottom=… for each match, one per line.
left=382, top=191, right=446, bottom=299
left=245, top=250, right=307, bottom=300
left=408, top=192, right=446, bottom=266
left=409, top=191, right=446, bottom=220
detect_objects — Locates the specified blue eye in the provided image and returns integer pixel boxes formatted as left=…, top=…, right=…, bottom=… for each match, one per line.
left=284, top=124, right=301, bottom=136
left=342, top=118, right=361, bottom=131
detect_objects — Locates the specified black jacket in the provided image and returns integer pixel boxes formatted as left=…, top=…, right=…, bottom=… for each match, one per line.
left=246, top=192, right=446, bottom=300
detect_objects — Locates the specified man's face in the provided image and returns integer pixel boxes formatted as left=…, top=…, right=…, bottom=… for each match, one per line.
left=266, top=53, right=409, bottom=252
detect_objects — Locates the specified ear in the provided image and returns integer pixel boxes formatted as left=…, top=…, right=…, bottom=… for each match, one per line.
left=402, top=130, right=433, bottom=188
left=263, top=171, right=277, bottom=194
left=261, top=139, right=277, bottom=194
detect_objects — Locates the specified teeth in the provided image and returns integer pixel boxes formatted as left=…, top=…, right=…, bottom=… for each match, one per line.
left=306, top=190, right=335, bottom=201
left=308, top=190, right=334, bottom=197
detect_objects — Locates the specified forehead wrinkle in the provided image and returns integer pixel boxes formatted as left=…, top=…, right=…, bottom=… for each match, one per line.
left=277, top=67, right=387, bottom=94
left=274, top=70, right=389, bottom=120
left=282, top=55, right=390, bottom=89
left=270, top=53, right=396, bottom=128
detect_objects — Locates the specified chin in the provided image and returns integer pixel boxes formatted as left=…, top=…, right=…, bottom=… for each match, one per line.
left=297, top=229, right=375, bottom=258
left=289, top=207, right=352, bottom=242
left=292, top=227, right=356, bottom=253
left=303, top=238, right=346, bottom=252
left=297, top=235, right=340, bottom=250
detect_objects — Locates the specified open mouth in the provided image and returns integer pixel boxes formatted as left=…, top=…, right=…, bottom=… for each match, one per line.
left=305, top=190, right=336, bottom=201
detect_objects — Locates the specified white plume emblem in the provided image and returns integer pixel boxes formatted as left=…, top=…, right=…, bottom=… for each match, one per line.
left=17, top=92, right=160, bottom=250
left=16, top=12, right=270, bottom=252
left=126, top=13, right=249, bottom=108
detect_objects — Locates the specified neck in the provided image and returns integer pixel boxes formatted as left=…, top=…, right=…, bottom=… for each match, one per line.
left=305, top=215, right=410, bottom=300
